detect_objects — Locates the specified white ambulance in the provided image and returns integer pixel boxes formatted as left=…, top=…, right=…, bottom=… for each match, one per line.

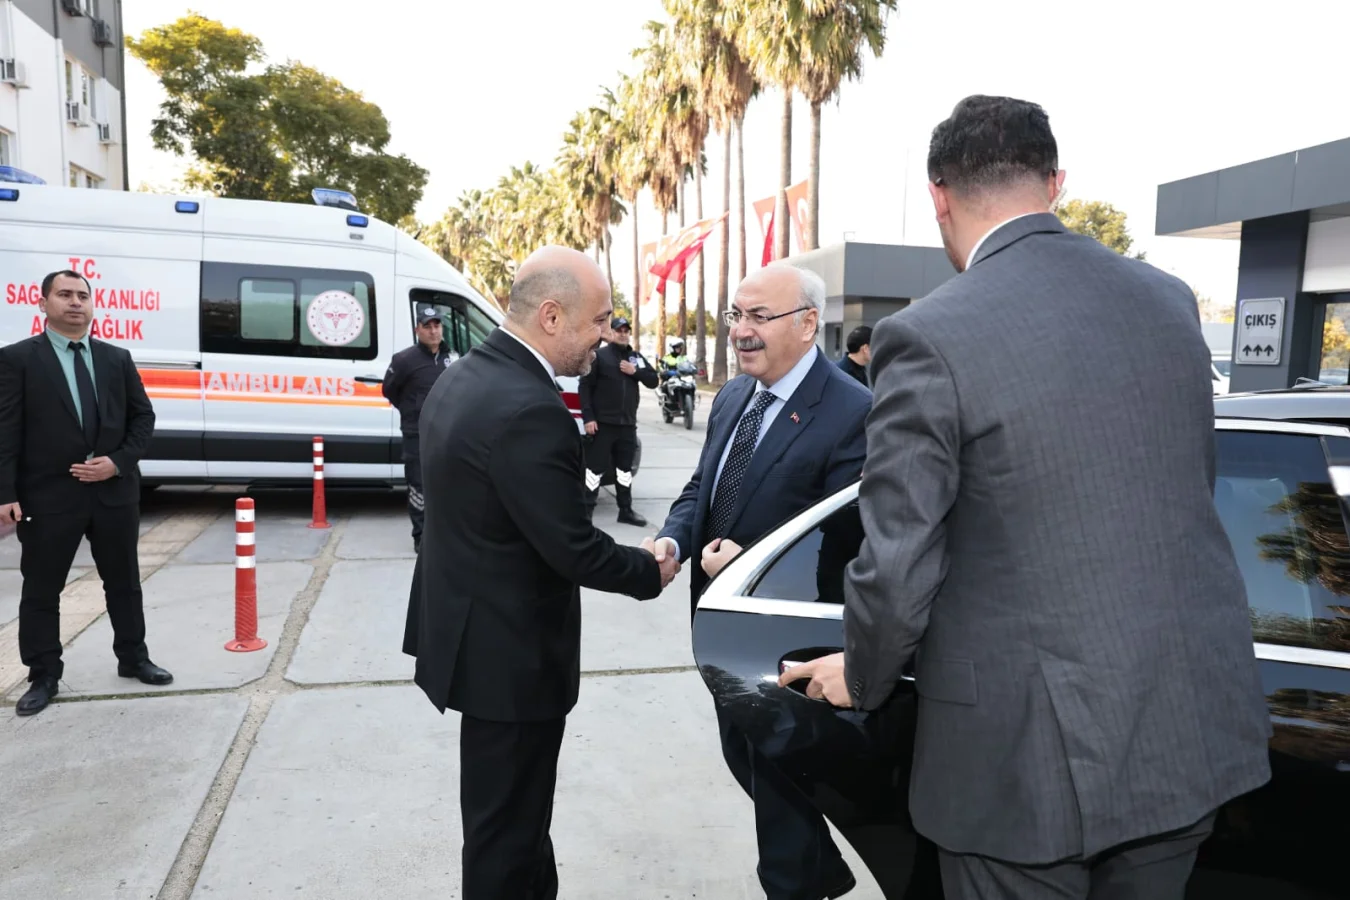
left=0, top=181, right=591, bottom=486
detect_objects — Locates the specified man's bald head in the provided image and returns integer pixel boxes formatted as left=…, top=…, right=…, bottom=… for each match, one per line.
left=508, top=246, right=606, bottom=323
left=504, top=245, right=613, bottom=378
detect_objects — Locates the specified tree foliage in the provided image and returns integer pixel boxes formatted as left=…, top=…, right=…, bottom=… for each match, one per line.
left=1055, top=198, right=1146, bottom=260
left=127, top=14, right=427, bottom=222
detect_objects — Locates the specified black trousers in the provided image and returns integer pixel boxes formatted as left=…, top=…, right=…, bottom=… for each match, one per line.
left=583, top=424, right=638, bottom=514
left=403, top=437, right=424, bottom=552
left=460, top=714, right=567, bottom=900
left=939, top=811, right=1217, bottom=900
left=716, top=703, right=849, bottom=900
left=18, top=502, right=149, bottom=682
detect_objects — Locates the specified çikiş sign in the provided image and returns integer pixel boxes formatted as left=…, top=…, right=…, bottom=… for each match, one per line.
left=1235, top=297, right=1285, bottom=366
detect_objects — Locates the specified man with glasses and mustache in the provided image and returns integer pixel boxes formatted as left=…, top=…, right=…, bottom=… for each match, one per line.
left=646, top=262, right=871, bottom=900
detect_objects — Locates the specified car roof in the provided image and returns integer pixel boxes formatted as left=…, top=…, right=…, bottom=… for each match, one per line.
left=1215, top=384, right=1350, bottom=428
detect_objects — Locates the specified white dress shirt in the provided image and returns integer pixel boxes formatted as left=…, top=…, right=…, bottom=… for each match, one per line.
left=965, top=212, right=1039, bottom=270
left=500, top=325, right=557, bottom=383
left=668, top=345, right=819, bottom=559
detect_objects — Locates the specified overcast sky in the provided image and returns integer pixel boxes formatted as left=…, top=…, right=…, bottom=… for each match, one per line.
left=124, top=0, right=1350, bottom=313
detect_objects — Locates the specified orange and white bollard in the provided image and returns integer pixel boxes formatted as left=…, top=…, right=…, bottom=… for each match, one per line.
left=225, top=497, right=267, bottom=652
left=308, top=435, right=330, bottom=529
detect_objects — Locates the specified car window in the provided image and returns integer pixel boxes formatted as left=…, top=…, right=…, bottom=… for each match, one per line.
left=747, top=501, right=864, bottom=604
left=1212, top=358, right=1231, bottom=377
left=409, top=289, right=497, bottom=357
left=1216, top=429, right=1350, bottom=653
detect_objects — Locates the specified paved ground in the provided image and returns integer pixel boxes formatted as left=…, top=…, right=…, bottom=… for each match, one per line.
left=0, top=398, right=882, bottom=899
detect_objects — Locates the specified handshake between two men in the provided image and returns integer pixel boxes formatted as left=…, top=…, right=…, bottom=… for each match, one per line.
left=636, top=535, right=742, bottom=591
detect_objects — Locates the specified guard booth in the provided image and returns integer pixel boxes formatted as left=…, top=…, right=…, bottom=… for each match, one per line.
left=1156, top=137, right=1350, bottom=393
left=787, top=242, right=957, bottom=359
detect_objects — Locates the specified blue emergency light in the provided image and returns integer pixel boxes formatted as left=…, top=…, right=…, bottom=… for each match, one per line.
left=311, top=188, right=360, bottom=212
left=346, top=214, right=368, bottom=228
left=175, top=200, right=200, bottom=214
left=0, top=188, right=18, bottom=201
left=0, top=165, right=45, bottom=185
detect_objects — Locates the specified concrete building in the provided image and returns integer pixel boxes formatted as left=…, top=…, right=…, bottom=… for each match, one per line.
left=1156, top=137, right=1350, bottom=393
left=0, top=0, right=126, bottom=190
left=788, top=241, right=957, bottom=358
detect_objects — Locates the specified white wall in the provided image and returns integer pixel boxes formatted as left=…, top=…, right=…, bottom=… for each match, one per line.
left=0, top=0, right=122, bottom=189
left=1304, top=217, right=1350, bottom=294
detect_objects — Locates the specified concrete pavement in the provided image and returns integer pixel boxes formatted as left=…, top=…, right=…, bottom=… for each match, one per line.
left=0, top=397, right=883, bottom=899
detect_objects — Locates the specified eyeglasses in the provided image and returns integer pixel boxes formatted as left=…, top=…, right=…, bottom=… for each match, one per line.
left=723, top=307, right=811, bottom=327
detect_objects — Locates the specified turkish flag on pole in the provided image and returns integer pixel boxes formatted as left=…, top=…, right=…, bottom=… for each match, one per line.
left=649, top=213, right=728, bottom=296
left=752, top=195, right=777, bottom=264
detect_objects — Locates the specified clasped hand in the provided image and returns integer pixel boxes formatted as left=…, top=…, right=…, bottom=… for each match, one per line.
left=639, top=536, right=681, bottom=588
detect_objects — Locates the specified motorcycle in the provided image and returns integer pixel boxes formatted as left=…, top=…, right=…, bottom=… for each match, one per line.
left=658, top=360, right=699, bottom=430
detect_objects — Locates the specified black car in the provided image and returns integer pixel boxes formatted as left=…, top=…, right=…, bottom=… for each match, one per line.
left=693, top=386, right=1350, bottom=899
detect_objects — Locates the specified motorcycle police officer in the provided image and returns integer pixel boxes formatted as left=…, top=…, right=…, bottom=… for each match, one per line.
left=579, top=316, right=658, bottom=525
left=382, top=305, right=458, bottom=550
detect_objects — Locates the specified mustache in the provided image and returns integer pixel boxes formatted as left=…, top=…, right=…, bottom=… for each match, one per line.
left=734, top=337, right=765, bottom=351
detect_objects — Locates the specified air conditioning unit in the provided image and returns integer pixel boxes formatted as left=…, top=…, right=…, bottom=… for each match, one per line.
left=65, top=101, right=91, bottom=125
left=92, top=19, right=115, bottom=46
left=97, top=122, right=112, bottom=143
left=0, top=59, right=28, bottom=88
left=60, top=0, right=83, bottom=15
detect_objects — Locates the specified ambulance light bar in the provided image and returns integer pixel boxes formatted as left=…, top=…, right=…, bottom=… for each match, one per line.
left=311, top=188, right=360, bottom=212
left=0, top=165, right=45, bottom=185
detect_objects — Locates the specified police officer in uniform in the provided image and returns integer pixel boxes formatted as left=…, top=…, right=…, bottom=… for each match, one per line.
left=580, top=316, right=658, bottom=526
left=383, top=306, right=458, bottom=551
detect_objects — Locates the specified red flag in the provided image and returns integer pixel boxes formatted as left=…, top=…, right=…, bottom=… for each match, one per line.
left=752, top=195, right=776, bottom=264
left=649, top=213, right=727, bottom=296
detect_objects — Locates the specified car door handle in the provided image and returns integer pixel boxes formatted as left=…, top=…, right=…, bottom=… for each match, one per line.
left=354, top=376, right=383, bottom=384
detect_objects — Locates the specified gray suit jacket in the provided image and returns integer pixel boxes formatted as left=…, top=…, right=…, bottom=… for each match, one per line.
left=843, top=213, right=1272, bottom=864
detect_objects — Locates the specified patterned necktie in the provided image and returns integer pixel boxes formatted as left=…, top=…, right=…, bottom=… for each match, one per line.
left=70, top=342, right=99, bottom=450
left=707, top=390, right=777, bottom=540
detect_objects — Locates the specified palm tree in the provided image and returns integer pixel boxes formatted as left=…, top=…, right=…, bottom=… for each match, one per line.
left=614, top=74, right=656, bottom=355
left=557, top=94, right=627, bottom=291
left=797, top=1, right=897, bottom=250
left=633, top=21, right=687, bottom=360
left=670, top=0, right=757, bottom=384
left=734, top=0, right=803, bottom=261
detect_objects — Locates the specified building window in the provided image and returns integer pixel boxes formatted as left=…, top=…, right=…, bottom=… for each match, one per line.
left=68, top=164, right=101, bottom=189
left=0, top=131, right=12, bottom=167
left=1319, top=301, right=1350, bottom=385
left=64, top=59, right=74, bottom=102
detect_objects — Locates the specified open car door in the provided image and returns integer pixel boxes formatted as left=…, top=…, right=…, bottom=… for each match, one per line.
left=690, top=483, right=943, bottom=899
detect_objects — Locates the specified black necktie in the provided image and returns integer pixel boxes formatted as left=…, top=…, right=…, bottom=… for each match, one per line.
left=707, top=391, right=777, bottom=539
left=70, top=342, right=99, bottom=449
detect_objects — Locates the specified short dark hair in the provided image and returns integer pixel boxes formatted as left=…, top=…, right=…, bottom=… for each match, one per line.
left=42, top=270, right=92, bottom=298
left=846, top=325, right=873, bottom=354
left=927, top=95, right=1058, bottom=196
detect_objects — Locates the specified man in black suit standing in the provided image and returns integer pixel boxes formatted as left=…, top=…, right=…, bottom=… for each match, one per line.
left=835, top=325, right=871, bottom=388
left=402, top=246, right=676, bottom=900
left=0, top=270, right=173, bottom=717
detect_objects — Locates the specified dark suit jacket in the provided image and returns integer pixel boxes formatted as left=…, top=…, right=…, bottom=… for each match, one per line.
left=836, top=354, right=869, bottom=388
left=844, top=213, right=1272, bottom=863
left=0, top=332, right=155, bottom=513
left=402, top=328, right=663, bottom=722
left=658, top=349, right=869, bottom=613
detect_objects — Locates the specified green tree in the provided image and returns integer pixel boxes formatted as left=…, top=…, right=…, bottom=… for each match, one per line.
left=1055, top=198, right=1146, bottom=260
left=127, top=14, right=428, bottom=222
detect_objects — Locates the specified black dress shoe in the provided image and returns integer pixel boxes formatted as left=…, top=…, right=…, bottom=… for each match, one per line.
left=16, top=676, right=58, bottom=716
left=826, top=870, right=857, bottom=899
left=617, top=508, right=648, bottom=527
left=118, top=661, right=174, bottom=685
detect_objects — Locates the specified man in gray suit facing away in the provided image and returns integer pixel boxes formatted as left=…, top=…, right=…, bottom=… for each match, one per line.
left=781, top=95, right=1272, bottom=899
